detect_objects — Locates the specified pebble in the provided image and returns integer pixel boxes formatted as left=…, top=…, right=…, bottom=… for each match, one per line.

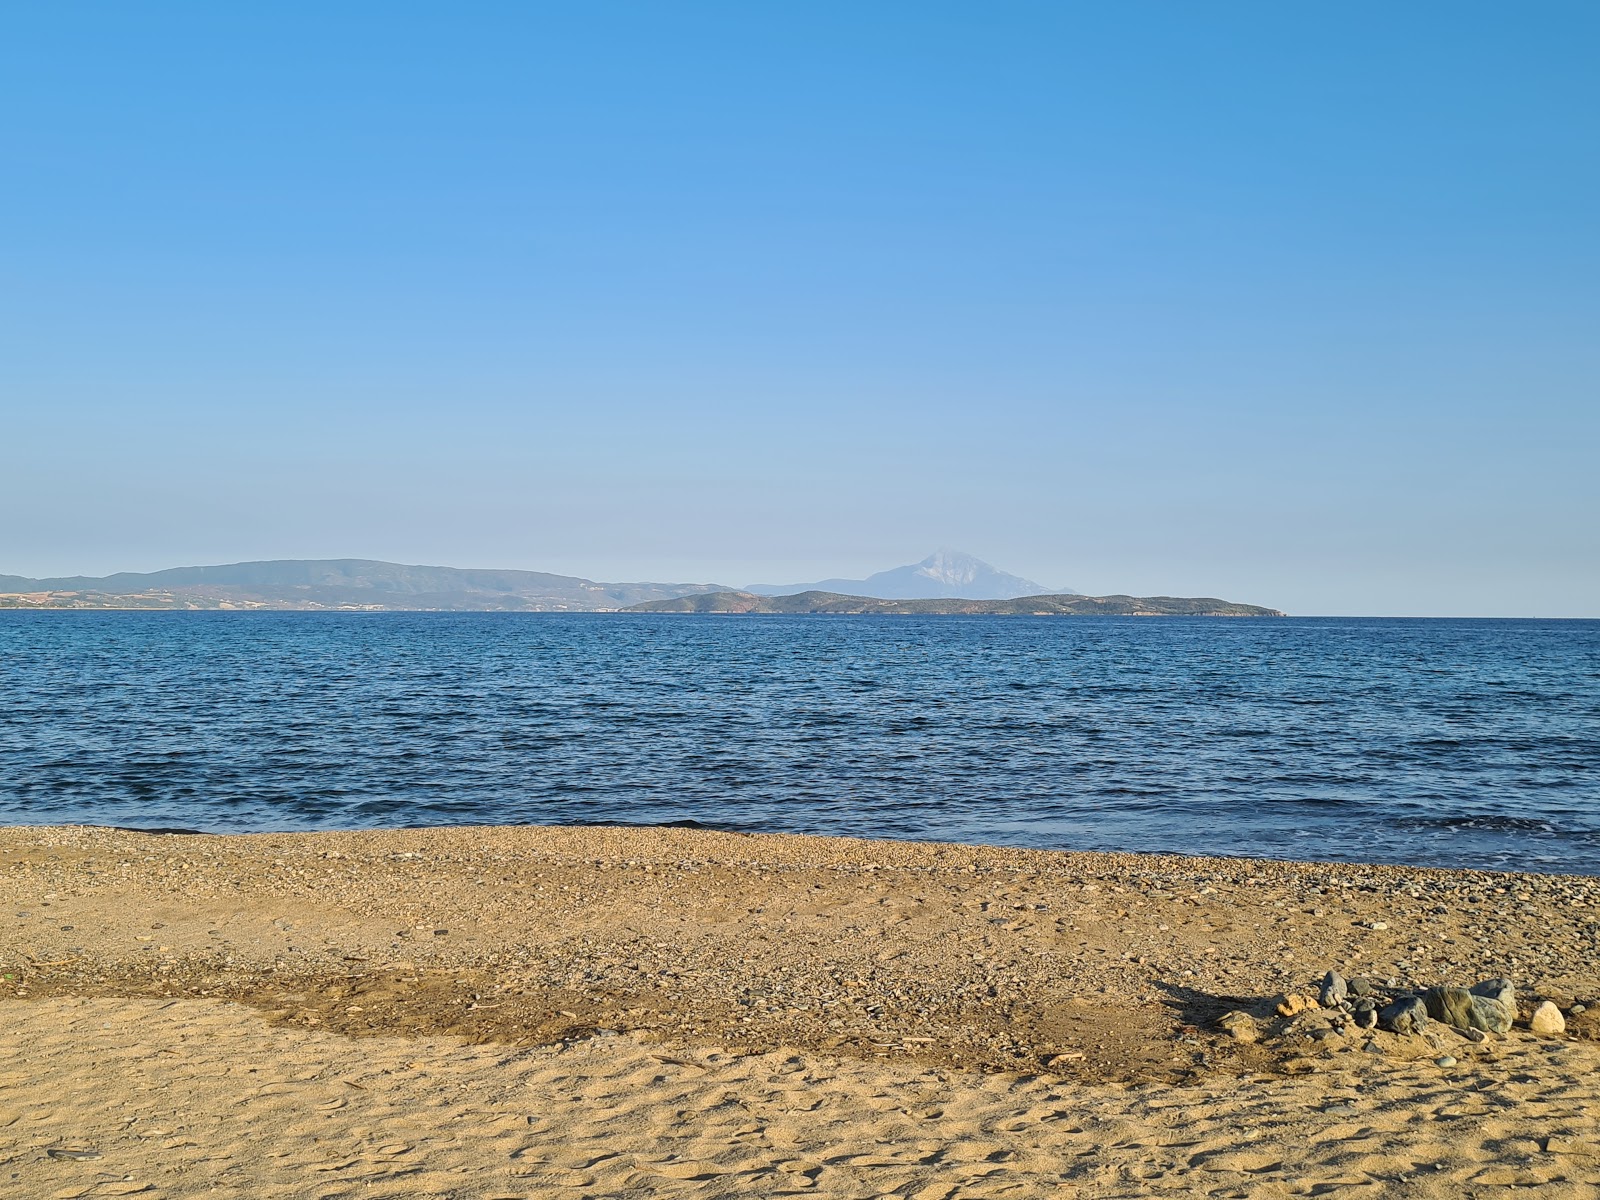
left=1352, top=999, right=1378, bottom=1030
left=1435, top=1055, right=1456, bottom=1067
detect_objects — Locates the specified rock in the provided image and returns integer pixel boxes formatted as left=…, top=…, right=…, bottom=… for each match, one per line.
left=1348, top=976, right=1374, bottom=998
left=1436, top=1055, right=1456, bottom=1067
left=1368, top=921, right=1388, bottom=931
left=1423, top=986, right=1476, bottom=1029
left=1319, top=970, right=1347, bottom=1008
left=1571, top=1003, right=1587, bottom=1015
left=1469, top=994, right=1512, bottom=1034
left=1529, top=1001, right=1566, bottom=1036
left=1276, top=993, right=1314, bottom=1017
left=1470, top=978, right=1515, bottom=1014
left=1379, top=996, right=1429, bottom=1036
left=1352, top=999, right=1378, bottom=1029
left=1217, top=1011, right=1258, bottom=1043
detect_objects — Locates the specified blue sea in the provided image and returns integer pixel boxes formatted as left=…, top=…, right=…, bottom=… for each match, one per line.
left=1, top=612, right=1596, bottom=875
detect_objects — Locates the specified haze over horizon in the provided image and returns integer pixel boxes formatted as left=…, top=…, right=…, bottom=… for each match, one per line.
left=3, top=4, right=1596, bottom=617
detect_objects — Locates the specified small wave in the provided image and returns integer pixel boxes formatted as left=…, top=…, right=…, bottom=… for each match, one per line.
left=1393, top=814, right=1583, bottom=834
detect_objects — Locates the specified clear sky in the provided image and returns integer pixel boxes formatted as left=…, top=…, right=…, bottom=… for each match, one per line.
left=3, top=2, right=1596, bottom=615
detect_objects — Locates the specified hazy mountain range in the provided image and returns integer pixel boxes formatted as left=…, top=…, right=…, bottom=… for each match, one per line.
left=748, top=550, right=1065, bottom=600
left=0, top=552, right=1278, bottom=614
left=0, top=559, right=721, bottom=612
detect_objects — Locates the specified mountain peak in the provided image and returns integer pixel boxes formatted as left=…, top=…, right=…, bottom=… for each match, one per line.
left=747, top=551, right=1070, bottom=601
left=911, top=549, right=994, bottom=587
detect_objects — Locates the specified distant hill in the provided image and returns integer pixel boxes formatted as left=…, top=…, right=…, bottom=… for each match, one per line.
left=0, top=559, right=726, bottom=612
left=747, top=550, right=1065, bottom=600
left=626, top=590, right=1286, bottom=616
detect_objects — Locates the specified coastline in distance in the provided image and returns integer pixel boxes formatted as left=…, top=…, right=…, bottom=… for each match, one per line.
left=625, top=590, right=1285, bottom=616
left=0, top=555, right=1281, bottom=615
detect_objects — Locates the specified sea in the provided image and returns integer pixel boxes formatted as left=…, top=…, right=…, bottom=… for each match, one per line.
left=2, top=612, right=1596, bottom=875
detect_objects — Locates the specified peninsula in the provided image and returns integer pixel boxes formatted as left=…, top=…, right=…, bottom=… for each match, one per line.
left=626, top=590, right=1286, bottom=616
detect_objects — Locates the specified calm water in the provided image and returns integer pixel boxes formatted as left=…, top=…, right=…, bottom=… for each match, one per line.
left=1, top=613, right=1597, bottom=874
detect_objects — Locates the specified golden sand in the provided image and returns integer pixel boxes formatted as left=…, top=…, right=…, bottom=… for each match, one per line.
left=2, top=824, right=1596, bottom=1198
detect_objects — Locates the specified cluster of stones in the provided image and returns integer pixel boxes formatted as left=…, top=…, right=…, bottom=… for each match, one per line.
left=1218, top=970, right=1570, bottom=1046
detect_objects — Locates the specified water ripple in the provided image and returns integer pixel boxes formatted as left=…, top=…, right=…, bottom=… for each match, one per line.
left=0, top=612, right=1597, bottom=874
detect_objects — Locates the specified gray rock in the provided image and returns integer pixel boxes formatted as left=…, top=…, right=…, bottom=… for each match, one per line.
left=1423, top=986, right=1476, bottom=1029
left=1469, top=995, right=1511, bottom=1034
left=1379, top=996, right=1429, bottom=1036
left=1348, top=976, right=1374, bottom=998
left=1435, top=1055, right=1456, bottom=1067
left=1352, top=999, right=1378, bottom=1029
left=1319, top=970, right=1348, bottom=1009
left=1470, top=978, right=1515, bottom=1015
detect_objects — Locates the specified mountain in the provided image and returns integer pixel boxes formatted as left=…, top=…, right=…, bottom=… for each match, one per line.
left=0, top=559, right=726, bottom=612
left=627, top=590, right=1286, bottom=617
left=747, top=550, right=1065, bottom=600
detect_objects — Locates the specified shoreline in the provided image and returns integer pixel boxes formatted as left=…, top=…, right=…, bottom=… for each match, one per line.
left=5, top=816, right=1593, bottom=882
left=4, top=822, right=1598, bottom=1196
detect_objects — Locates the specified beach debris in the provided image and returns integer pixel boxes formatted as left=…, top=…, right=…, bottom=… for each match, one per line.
left=46, top=1147, right=103, bottom=1161
left=1216, top=1011, right=1258, bottom=1043
left=1318, top=970, right=1347, bottom=1009
left=1529, top=1001, right=1566, bottom=1036
left=1378, top=996, right=1429, bottom=1036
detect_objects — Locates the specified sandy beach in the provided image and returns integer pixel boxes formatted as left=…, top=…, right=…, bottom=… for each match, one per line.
left=2, top=823, right=1596, bottom=1198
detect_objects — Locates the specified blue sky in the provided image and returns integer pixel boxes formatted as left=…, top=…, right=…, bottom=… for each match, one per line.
left=3, top=2, right=1596, bottom=615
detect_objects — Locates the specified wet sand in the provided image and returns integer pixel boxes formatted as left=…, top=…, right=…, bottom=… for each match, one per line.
left=2, top=823, right=1597, bottom=1197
